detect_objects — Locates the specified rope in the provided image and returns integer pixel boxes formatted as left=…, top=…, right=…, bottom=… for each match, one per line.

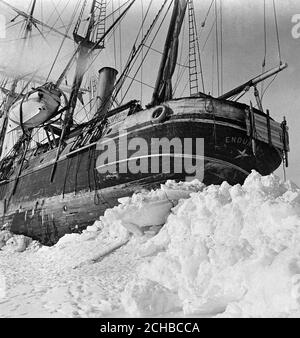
left=124, top=74, right=154, bottom=89
left=40, top=0, right=43, bottom=35
left=118, top=0, right=123, bottom=98
left=272, top=0, right=282, bottom=64
left=215, top=0, right=220, bottom=96
left=191, top=0, right=205, bottom=93
left=112, top=0, right=117, bottom=68
left=120, top=0, right=173, bottom=104
left=261, top=0, right=267, bottom=96
left=5, top=19, right=26, bottom=30
left=261, top=73, right=278, bottom=101
left=173, top=11, right=186, bottom=93
left=211, top=30, right=215, bottom=95
left=111, top=0, right=162, bottom=103
left=140, top=0, right=144, bottom=102
left=219, top=0, right=223, bottom=94
left=199, top=0, right=215, bottom=33
left=179, top=77, right=190, bottom=98
left=46, top=0, right=78, bottom=81
left=46, top=0, right=63, bottom=26
left=233, top=89, right=249, bottom=102
left=173, top=55, right=189, bottom=94
left=143, top=44, right=189, bottom=68
left=83, top=0, right=136, bottom=75
left=201, top=18, right=216, bottom=52
left=49, top=0, right=66, bottom=27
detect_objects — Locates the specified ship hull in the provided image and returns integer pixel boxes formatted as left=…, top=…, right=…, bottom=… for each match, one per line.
left=0, top=97, right=283, bottom=244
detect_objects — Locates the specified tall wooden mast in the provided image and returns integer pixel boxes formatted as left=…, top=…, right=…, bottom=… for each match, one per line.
left=24, top=0, right=37, bottom=40
left=0, top=80, right=18, bottom=157
left=62, top=0, right=135, bottom=132
left=63, top=0, right=106, bottom=133
left=151, top=0, right=187, bottom=106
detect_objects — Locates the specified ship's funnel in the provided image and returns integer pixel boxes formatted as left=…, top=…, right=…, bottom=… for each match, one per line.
left=95, top=67, right=118, bottom=116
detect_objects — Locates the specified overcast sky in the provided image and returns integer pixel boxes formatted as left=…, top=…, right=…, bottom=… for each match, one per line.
left=0, top=0, right=299, bottom=185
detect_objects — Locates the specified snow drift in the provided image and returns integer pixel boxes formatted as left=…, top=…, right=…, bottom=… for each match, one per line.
left=1, top=170, right=300, bottom=318
left=121, top=171, right=300, bottom=317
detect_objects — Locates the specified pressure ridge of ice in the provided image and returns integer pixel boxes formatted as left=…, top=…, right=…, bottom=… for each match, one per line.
left=1, top=170, right=300, bottom=318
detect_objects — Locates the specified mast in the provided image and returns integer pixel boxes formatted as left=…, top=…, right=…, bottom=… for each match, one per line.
left=50, top=0, right=135, bottom=182
left=24, top=0, right=37, bottom=40
left=62, top=0, right=135, bottom=130
left=0, top=80, right=18, bottom=157
left=63, top=0, right=106, bottom=133
left=150, top=0, right=187, bottom=106
left=0, top=0, right=38, bottom=159
left=0, top=0, right=72, bottom=40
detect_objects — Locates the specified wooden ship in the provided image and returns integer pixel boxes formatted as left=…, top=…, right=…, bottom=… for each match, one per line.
left=0, top=0, right=290, bottom=244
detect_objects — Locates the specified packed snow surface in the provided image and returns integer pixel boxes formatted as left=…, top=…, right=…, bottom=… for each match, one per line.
left=1, top=171, right=300, bottom=317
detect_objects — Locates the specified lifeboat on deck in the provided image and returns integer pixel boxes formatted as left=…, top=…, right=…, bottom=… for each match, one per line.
left=7, top=83, right=61, bottom=133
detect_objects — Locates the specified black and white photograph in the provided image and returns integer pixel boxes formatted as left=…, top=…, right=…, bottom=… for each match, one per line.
left=0, top=0, right=300, bottom=321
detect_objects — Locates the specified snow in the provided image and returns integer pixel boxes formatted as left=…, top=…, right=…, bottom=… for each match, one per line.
left=1, top=171, right=300, bottom=317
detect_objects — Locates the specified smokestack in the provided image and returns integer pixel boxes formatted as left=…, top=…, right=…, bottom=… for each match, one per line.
left=95, top=67, right=118, bottom=116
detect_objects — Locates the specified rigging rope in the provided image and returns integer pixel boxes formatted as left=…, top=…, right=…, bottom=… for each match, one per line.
left=173, top=10, right=186, bottom=93
left=272, top=0, right=282, bottom=65
left=214, top=0, right=220, bottom=96
left=125, top=74, right=154, bottom=89
left=199, top=0, right=215, bottom=33
left=261, top=0, right=267, bottom=96
left=188, top=0, right=205, bottom=93
left=260, top=0, right=282, bottom=101
left=174, top=0, right=216, bottom=97
left=5, top=19, right=26, bottom=30
left=140, top=0, right=144, bottom=102
left=173, top=56, right=189, bottom=94
left=83, top=0, right=136, bottom=76
left=50, top=0, right=69, bottom=28
left=201, top=18, right=215, bottom=51
left=112, top=0, right=117, bottom=68
left=40, top=0, right=43, bottom=35
left=46, top=0, right=63, bottom=26
left=220, top=0, right=223, bottom=94
left=42, top=0, right=73, bottom=41
left=46, top=0, right=79, bottom=82
left=0, top=23, right=75, bottom=44
left=118, top=0, right=123, bottom=98
left=211, top=31, right=215, bottom=95
left=119, top=0, right=173, bottom=104
left=261, top=73, right=278, bottom=101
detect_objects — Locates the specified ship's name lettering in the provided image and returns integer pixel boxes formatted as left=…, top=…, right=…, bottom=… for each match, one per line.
left=225, top=136, right=249, bottom=145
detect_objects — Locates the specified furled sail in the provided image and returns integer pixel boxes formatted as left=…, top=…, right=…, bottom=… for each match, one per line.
left=151, top=0, right=187, bottom=106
